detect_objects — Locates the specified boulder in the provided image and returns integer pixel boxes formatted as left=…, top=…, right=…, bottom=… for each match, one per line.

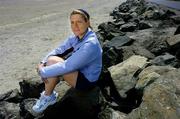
left=138, top=65, right=175, bottom=80
left=121, top=42, right=155, bottom=60
left=150, top=53, right=179, bottom=67
left=42, top=87, right=101, bottom=119
left=171, top=15, right=180, bottom=24
left=0, top=101, right=20, bottom=119
left=138, top=20, right=152, bottom=30
left=127, top=27, right=176, bottom=55
left=120, top=22, right=137, bottom=32
left=105, top=35, right=133, bottom=49
left=126, top=69, right=179, bottom=119
left=0, top=89, right=23, bottom=103
left=19, top=86, right=101, bottom=119
left=174, top=25, right=180, bottom=35
left=98, top=107, right=127, bottom=119
left=166, top=34, right=180, bottom=51
left=108, top=55, right=148, bottom=98
left=19, top=79, right=44, bottom=98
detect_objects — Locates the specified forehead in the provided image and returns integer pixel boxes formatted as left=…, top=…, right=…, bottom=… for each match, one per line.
left=70, top=14, right=85, bottom=20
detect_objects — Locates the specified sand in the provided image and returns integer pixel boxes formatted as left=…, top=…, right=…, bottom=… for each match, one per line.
left=0, top=0, right=126, bottom=94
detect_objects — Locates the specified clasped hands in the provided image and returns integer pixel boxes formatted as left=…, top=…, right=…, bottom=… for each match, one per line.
left=36, top=63, right=48, bottom=83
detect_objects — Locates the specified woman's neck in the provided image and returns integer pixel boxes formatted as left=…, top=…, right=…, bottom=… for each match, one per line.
left=77, top=28, right=88, bottom=40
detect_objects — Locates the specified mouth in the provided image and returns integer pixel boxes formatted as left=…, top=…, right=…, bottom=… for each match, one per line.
left=74, top=29, right=80, bottom=32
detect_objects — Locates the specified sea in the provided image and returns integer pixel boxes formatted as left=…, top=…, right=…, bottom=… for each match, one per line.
left=148, top=0, right=180, bottom=10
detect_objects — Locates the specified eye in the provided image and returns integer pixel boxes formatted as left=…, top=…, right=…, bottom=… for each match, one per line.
left=71, top=21, right=74, bottom=24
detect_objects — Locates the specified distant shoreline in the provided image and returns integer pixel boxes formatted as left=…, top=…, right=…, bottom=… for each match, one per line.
left=147, top=0, right=180, bottom=10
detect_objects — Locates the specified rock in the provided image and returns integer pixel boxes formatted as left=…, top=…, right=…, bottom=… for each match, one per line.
left=142, top=7, right=175, bottom=20
left=42, top=87, right=101, bottom=119
left=171, top=15, right=180, bottom=24
left=98, top=22, right=125, bottom=40
left=120, top=22, right=137, bottom=32
left=121, top=42, right=155, bottom=60
left=98, top=107, right=127, bottom=119
left=127, top=27, right=176, bottom=55
left=54, top=81, right=71, bottom=98
left=175, top=49, right=180, bottom=60
left=111, top=21, right=126, bottom=29
left=135, top=72, right=160, bottom=90
left=105, top=35, right=133, bottom=49
left=174, top=25, right=180, bottom=35
left=138, top=65, right=175, bottom=80
left=108, top=55, right=148, bottom=98
left=19, top=79, right=44, bottom=98
left=160, top=69, right=180, bottom=95
left=118, top=0, right=146, bottom=15
left=109, top=64, right=139, bottom=98
left=150, top=53, right=179, bottom=67
left=19, top=81, right=71, bottom=118
left=0, top=101, right=20, bottom=119
left=0, top=89, right=23, bottom=103
left=102, top=45, right=123, bottom=68
left=166, top=34, right=180, bottom=50
left=138, top=20, right=152, bottom=30
left=126, top=74, right=179, bottom=119
left=19, top=87, right=101, bottom=119
left=118, top=12, right=133, bottom=22
left=19, top=98, right=40, bottom=118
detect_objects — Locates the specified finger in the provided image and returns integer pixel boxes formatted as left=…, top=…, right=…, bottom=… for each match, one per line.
left=42, top=78, right=48, bottom=83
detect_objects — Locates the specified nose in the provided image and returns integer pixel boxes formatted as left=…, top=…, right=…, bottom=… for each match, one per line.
left=73, top=22, right=78, bottom=27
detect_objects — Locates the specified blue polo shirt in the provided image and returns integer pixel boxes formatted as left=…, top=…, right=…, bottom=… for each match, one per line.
left=39, top=28, right=102, bottom=82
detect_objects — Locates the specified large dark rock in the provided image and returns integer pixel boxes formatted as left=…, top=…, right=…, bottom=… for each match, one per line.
left=171, top=15, right=180, bottom=24
left=42, top=87, right=101, bottom=119
left=127, top=27, right=176, bottom=55
left=120, top=22, right=137, bottom=32
left=98, top=22, right=125, bottom=40
left=174, top=25, right=180, bottom=35
left=19, top=87, right=101, bottom=119
left=104, top=35, right=133, bottom=49
left=138, top=20, right=152, bottom=30
left=121, top=42, right=155, bottom=60
left=102, top=45, right=123, bottom=68
left=19, top=79, right=44, bottom=98
left=150, top=53, right=179, bottom=67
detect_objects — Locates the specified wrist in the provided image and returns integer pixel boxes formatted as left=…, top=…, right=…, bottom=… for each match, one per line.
left=40, top=62, right=46, bottom=66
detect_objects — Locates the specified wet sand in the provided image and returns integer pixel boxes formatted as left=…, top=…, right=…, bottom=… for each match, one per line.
left=0, top=0, right=126, bottom=94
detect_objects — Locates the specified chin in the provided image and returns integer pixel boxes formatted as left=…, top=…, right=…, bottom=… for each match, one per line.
left=74, top=32, right=80, bottom=36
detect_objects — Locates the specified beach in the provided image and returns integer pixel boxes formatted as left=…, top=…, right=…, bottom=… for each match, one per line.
left=0, top=0, right=126, bottom=94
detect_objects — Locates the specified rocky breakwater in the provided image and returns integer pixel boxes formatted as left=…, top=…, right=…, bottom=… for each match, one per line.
left=0, top=0, right=180, bottom=119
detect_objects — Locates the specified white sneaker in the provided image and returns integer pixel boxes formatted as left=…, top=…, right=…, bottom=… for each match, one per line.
left=32, top=91, right=58, bottom=113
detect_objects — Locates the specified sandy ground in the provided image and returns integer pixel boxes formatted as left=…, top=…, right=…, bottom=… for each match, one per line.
left=0, top=0, right=126, bottom=94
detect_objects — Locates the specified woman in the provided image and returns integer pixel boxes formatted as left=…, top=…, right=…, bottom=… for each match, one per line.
left=32, top=9, right=102, bottom=113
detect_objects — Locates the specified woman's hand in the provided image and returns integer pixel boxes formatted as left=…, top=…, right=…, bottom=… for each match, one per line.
left=36, top=63, right=44, bottom=75
left=36, top=63, right=48, bottom=83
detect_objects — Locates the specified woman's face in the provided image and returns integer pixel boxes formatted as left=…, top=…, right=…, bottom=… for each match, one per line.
left=70, top=14, right=89, bottom=39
